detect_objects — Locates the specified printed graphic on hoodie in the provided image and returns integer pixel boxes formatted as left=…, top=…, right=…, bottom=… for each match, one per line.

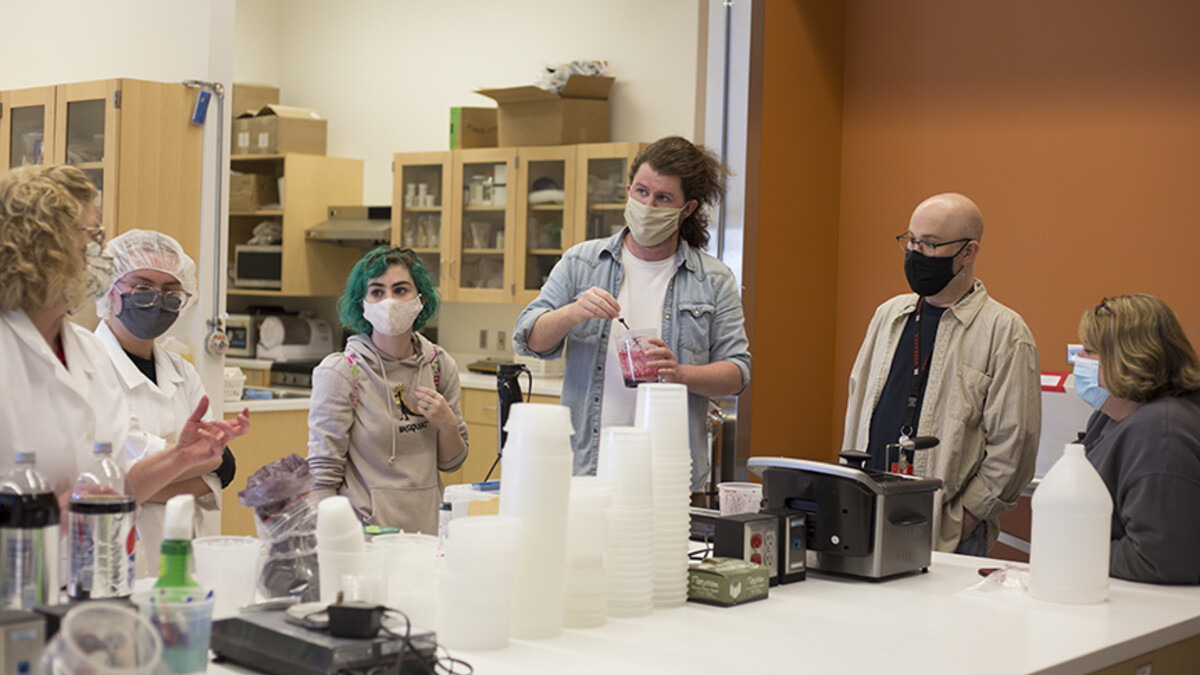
left=392, top=383, right=431, bottom=433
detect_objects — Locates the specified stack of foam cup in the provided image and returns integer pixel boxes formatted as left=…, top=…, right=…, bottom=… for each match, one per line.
left=436, top=515, right=521, bottom=650
left=316, top=496, right=385, bottom=604
left=498, top=403, right=574, bottom=639
left=374, top=533, right=439, bottom=629
left=635, top=383, right=693, bottom=608
left=597, top=426, right=655, bottom=618
left=563, top=477, right=615, bottom=628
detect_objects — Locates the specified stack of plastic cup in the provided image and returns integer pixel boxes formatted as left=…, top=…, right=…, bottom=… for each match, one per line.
left=437, top=515, right=521, bottom=650
left=498, top=403, right=574, bottom=639
left=375, top=532, right=439, bottom=629
left=193, top=535, right=262, bottom=618
left=563, top=476, right=615, bottom=628
left=597, top=426, right=655, bottom=618
left=316, top=496, right=386, bottom=604
left=635, top=383, right=693, bottom=608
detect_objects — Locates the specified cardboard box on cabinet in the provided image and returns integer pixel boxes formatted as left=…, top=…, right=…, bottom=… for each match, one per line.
left=232, top=83, right=279, bottom=120
left=250, top=104, right=327, bottom=155
left=231, top=84, right=279, bottom=155
left=476, top=75, right=613, bottom=147
left=233, top=111, right=256, bottom=155
left=229, top=173, right=279, bottom=212
left=450, top=107, right=498, bottom=149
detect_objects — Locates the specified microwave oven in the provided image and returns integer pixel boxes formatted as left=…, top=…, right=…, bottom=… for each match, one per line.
left=233, top=244, right=282, bottom=289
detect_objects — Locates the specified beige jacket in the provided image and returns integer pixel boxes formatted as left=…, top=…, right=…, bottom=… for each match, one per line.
left=842, top=280, right=1041, bottom=551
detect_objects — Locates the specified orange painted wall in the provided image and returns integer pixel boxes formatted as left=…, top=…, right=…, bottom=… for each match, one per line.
left=827, top=1, right=1200, bottom=455
left=751, top=1, right=1200, bottom=460
left=749, top=2, right=845, bottom=461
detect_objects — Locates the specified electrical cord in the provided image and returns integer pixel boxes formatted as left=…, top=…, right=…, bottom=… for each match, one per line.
left=379, top=608, right=474, bottom=674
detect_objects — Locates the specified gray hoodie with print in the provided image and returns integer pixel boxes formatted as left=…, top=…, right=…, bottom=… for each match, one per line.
left=307, top=332, right=468, bottom=534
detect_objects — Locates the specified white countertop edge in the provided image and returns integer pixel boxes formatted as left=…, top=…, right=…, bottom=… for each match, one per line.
left=234, top=397, right=311, bottom=413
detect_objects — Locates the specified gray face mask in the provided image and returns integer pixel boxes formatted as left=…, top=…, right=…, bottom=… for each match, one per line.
left=116, top=294, right=180, bottom=340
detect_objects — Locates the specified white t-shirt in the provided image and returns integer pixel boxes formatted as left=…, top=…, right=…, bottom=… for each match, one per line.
left=599, top=251, right=675, bottom=430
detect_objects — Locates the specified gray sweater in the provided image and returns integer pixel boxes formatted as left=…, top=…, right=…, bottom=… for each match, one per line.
left=307, top=333, right=468, bottom=534
left=1083, top=389, right=1200, bottom=585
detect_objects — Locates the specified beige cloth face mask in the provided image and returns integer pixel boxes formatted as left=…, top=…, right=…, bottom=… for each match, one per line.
left=362, top=297, right=423, bottom=336
left=624, top=196, right=683, bottom=247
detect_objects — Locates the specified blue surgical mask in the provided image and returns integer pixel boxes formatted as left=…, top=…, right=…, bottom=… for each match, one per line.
left=1073, top=357, right=1110, bottom=410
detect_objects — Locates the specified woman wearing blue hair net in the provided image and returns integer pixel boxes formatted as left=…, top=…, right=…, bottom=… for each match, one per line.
left=96, top=228, right=250, bottom=579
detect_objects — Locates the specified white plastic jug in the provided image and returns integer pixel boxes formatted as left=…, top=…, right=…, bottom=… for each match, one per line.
left=1029, top=443, right=1113, bottom=603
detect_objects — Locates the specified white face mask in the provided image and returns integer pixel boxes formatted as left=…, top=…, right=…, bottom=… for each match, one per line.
left=362, top=297, right=423, bottom=336
left=625, top=197, right=683, bottom=248
left=84, top=240, right=115, bottom=300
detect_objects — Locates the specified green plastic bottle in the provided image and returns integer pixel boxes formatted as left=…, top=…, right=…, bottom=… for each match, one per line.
left=154, top=494, right=199, bottom=589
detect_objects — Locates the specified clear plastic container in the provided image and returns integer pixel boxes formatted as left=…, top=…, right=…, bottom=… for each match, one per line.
left=68, top=442, right=136, bottom=599
left=0, top=450, right=60, bottom=609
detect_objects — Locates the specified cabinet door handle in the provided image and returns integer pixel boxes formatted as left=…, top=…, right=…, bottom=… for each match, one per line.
left=482, top=406, right=498, bottom=412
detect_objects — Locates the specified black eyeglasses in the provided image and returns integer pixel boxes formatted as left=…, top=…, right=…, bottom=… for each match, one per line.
left=896, top=234, right=972, bottom=257
left=1095, top=299, right=1115, bottom=316
left=119, top=284, right=192, bottom=312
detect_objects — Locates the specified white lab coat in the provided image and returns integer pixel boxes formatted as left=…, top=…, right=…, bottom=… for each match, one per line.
left=0, top=309, right=131, bottom=496
left=95, top=321, right=223, bottom=579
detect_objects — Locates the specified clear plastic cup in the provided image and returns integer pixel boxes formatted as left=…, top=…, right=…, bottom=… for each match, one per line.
left=131, top=589, right=215, bottom=674
left=616, top=328, right=658, bottom=387
left=39, top=602, right=164, bottom=675
left=318, top=542, right=385, bottom=604
left=718, top=482, right=764, bottom=516
left=193, top=536, right=261, bottom=619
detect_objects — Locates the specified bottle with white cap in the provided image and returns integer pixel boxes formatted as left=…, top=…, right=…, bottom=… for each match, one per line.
left=154, top=494, right=199, bottom=589
left=1029, top=443, right=1113, bottom=604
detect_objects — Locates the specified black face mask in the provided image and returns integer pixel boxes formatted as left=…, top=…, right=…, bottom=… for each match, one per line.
left=117, top=294, right=180, bottom=340
left=904, top=248, right=961, bottom=297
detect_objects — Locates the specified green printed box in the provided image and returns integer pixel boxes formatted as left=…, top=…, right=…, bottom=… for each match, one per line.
left=688, top=556, right=770, bottom=607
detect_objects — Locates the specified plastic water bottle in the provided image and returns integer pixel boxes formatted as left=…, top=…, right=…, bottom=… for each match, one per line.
left=0, top=451, right=61, bottom=609
left=1029, top=443, right=1113, bottom=604
left=67, top=442, right=136, bottom=599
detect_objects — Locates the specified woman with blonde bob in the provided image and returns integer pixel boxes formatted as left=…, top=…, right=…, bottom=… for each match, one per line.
left=0, top=165, right=242, bottom=512
left=1075, top=294, right=1200, bottom=584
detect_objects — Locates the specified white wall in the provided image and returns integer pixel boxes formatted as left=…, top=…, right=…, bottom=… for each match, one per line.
left=234, top=0, right=704, bottom=203
left=0, top=0, right=236, bottom=416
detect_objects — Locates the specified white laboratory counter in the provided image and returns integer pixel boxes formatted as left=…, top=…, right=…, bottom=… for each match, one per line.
left=208, top=553, right=1200, bottom=675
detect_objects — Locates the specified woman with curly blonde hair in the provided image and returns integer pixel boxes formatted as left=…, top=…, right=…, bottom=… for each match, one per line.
left=0, top=165, right=244, bottom=523
left=1074, top=294, right=1200, bottom=584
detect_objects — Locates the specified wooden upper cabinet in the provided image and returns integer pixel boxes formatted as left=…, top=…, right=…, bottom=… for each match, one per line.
left=1, top=86, right=57, bottom=170
left=2, top=79, right=204, bottom=266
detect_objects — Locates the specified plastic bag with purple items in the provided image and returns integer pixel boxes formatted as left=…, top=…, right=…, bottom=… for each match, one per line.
left=238, top=454, right=320, bottom=601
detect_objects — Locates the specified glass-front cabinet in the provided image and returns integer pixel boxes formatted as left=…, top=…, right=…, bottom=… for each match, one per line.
left=574, top=142, right=646, bottom=244
left=56, top=81, right=118, bottom=236
left=1, top=79, right=201, bottom=263
left=393, top=152, right=452, bottom=297
left=391, top=143, right=647, bottom=305
left=1, top=87, right=56, bottom=169
left=514, top=145, right=575, bottom=306
left=450, top=147, right=517, bottom=303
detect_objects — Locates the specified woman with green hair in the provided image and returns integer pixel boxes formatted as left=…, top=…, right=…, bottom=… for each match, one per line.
left=307, top=247, right=468, bottom=534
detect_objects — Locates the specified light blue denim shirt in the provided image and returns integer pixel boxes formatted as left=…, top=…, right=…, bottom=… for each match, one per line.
left=513, top=228, right=751, bottom=491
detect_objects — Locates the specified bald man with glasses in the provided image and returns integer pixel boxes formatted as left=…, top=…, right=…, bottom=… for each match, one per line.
left=842, top=193, right=1041, bottom=556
